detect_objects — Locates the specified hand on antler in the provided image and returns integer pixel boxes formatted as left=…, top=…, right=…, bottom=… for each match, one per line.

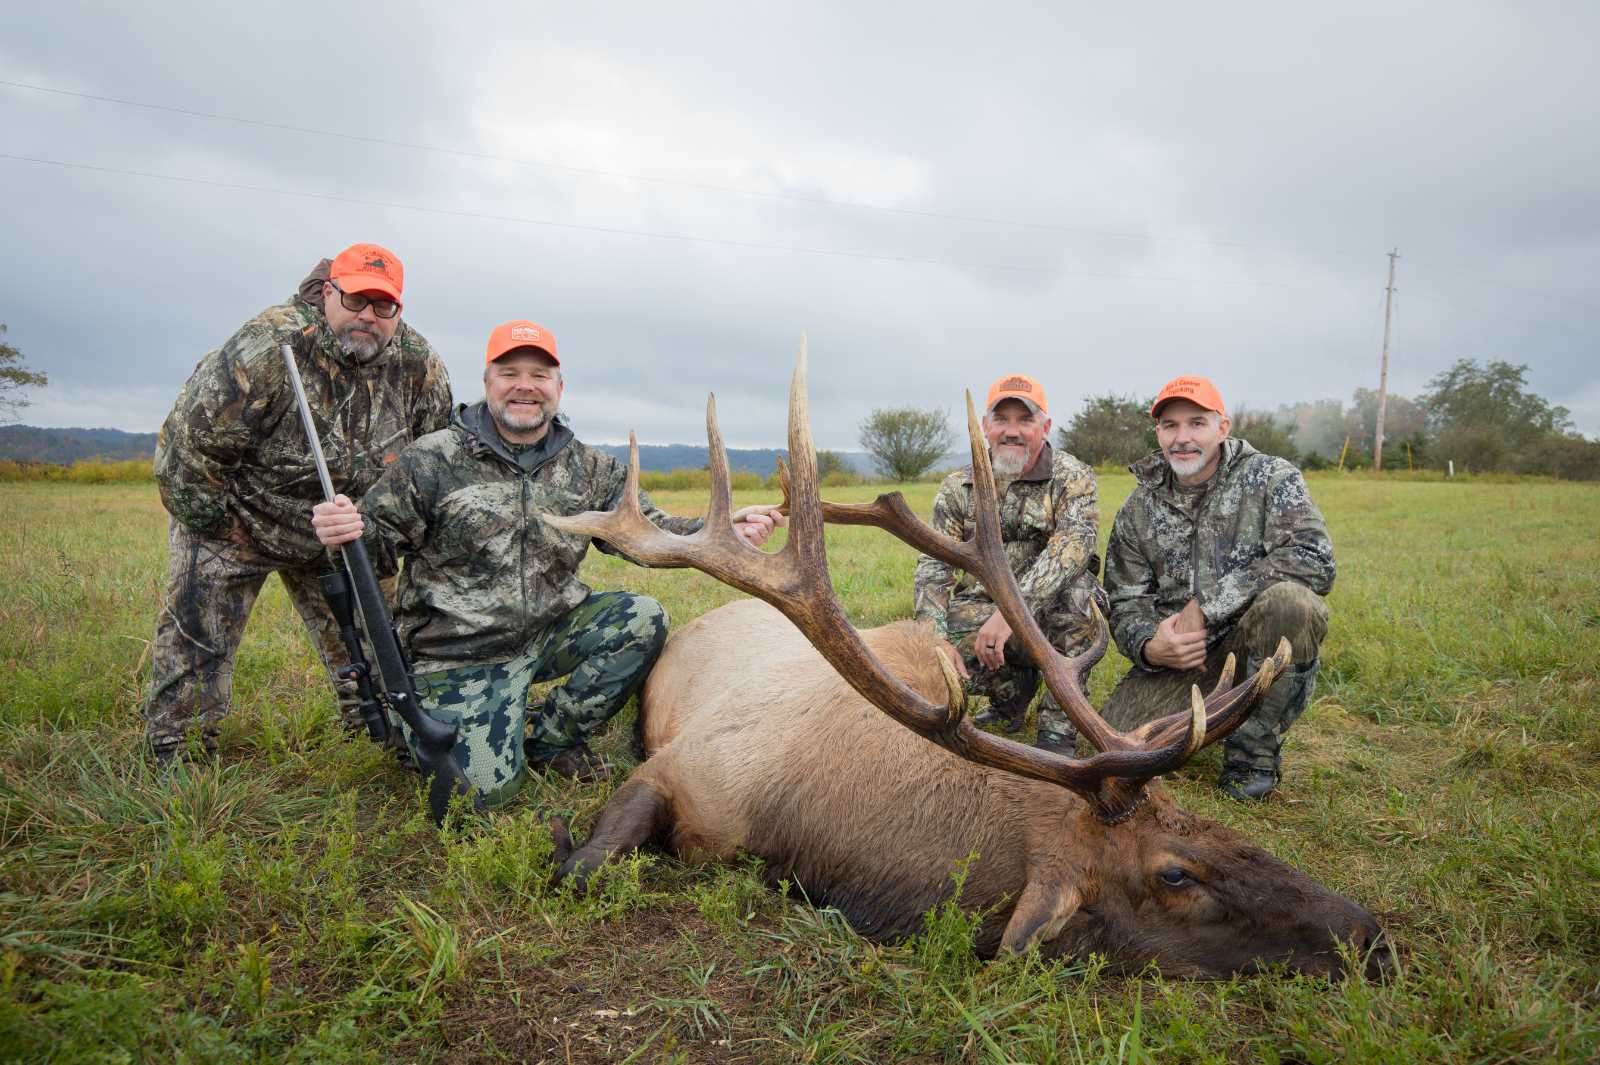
left=973, top=610, right=1014, bottom=670
left=732, top=504, right=787, bottom=547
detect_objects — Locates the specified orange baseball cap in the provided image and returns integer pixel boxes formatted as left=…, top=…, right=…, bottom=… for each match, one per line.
left=985, top=374, right=1048, bottom=417
left=1151, top=375, right=1226, bottom=419
left=485, top=320, right=558, bottom=366
left=329, top=243, right=404, bottom=303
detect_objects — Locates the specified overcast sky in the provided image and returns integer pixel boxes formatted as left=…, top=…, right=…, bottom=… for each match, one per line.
left=2, top=1, right=1596, bottom=448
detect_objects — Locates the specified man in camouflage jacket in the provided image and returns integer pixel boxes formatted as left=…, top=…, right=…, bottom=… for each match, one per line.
left=145, top=243, right=452, bottom=763
left=312, top=320, right=782, bottom=805
left=1102, top=375, right=1335, bottom=801
left=913, top=374, right=1102, bottom=755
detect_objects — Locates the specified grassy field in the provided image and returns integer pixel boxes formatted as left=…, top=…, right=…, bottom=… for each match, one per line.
left=1, top=472, right=1597, bottom=1063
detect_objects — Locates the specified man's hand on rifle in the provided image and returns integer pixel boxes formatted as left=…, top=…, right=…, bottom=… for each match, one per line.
left=312, top=494, right=365, bottom=547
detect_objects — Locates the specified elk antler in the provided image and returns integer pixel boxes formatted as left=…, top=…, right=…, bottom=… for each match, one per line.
left=545, top=337, right=1291, bottom=822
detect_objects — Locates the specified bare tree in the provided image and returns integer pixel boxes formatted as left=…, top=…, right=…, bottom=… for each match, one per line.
left=858, top=407, right=954, bottom=482
left=0, top=324, right=48, bottom=424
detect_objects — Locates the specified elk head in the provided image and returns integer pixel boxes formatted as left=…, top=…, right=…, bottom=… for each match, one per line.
left=546, top=337, right=1391, bottom=980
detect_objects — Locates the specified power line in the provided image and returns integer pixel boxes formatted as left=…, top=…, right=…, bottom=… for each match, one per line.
left=0, top=77, right=1343, bottom=257
left=0, top=151, right=1313, bottom=287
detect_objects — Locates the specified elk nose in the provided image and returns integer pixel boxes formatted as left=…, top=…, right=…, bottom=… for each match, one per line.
left=1362, top=930, right=1396, bottom=982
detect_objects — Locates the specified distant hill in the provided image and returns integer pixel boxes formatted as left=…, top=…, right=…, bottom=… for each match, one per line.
left=0, top=425, right=892, bottom=476
left=0, top=425, right=160, bottom=464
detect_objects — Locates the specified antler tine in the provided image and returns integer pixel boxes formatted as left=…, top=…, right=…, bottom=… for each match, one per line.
left=704, top=393, right=734, bottom=533
left=623, top=432, right=645, bottom=516
left=1131, top=637, right=1295, bottom=750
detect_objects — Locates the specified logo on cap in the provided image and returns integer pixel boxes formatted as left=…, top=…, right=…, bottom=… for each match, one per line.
left=363, top=254, right=394, bottom=277
left=999, top=376, right=1034, bottom=393
left=510, top=325, right=542, bottom=342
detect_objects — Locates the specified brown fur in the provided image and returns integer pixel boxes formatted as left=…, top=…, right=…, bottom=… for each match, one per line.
left=560, top=599, right=1388, bottom=977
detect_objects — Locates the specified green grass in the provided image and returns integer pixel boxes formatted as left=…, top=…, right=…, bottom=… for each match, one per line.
left=2, top=473, right=1598, bottom=1062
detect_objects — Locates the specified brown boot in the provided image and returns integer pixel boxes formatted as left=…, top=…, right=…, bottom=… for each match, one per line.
left=529, top=742, right=613, bottom=783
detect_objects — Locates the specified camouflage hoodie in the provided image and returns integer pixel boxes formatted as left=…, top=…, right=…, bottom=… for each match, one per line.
left=358, top=402, right=704, bottom=673
left=1103, top=438, right=1335, bottom=669
left=913, top=443, right=1100, bottom=638
left=154, top=260, right=452, bottom=565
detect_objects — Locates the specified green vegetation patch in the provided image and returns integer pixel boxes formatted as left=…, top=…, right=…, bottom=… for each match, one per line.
left=2, top=475, right=1597, bottom=1061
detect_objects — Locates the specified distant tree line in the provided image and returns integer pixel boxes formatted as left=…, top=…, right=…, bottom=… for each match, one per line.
left=1052, top=360, right=1599, bottom=481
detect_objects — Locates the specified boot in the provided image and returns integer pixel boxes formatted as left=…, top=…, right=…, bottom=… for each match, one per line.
left=1218, top=764, right=1278, bottom=801
left=1034, top=729, right=1076, bottom=756
left=528, top=741, right=613, bottom=783
left=972, top=695, right=1029, bottom=734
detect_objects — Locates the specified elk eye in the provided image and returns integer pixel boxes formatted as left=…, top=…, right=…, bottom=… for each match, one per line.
left=1158, top=867, right=1194, bottom=889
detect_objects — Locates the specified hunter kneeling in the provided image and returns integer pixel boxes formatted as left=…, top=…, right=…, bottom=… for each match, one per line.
left=1102, top=375, right=1335, bottom=802
left=311, top=320, right=783, bottom=805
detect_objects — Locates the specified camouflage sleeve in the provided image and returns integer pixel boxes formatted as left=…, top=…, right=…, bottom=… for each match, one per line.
left=1016, top=464, right=1099, bottom=624
left=912, top=473, right=968, bottom=639
left=356, top=445, right=435, bottom=559
left=1104, top=504, right=1163, bottom=669
left=153, top=322, right=296, bottom=538
left=1204, top=465, right=1336, bottom=630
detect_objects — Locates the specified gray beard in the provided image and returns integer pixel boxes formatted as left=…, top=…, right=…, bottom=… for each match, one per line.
left=337, top=325, right=383, bottom=361
left=1166, top=449, right=1208, bottom=478
left=991, top=449, right=1027, bottom=477
left=490, top=397, right=555, bottom=437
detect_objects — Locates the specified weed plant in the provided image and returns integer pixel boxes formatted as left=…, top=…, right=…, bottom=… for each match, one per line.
left=1, top=474, right=1597, bottom=1061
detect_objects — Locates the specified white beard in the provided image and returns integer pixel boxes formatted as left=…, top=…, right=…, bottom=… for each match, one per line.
left=1166, top=449, right=1208, bottom=478
left=991, top=448, right=1027, bottom=477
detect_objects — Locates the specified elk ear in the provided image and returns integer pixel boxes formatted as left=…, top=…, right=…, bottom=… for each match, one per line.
left=999, top=880, right=1083, bottom=953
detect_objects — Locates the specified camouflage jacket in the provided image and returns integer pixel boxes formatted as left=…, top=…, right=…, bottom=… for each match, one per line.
left=154, top=260, right=453, bottom=565
left=358, top=402, right=703, bottom=673
left=912, top=444, right=1100, bottom=638
left=1104, top=438, right=1335, bottom=669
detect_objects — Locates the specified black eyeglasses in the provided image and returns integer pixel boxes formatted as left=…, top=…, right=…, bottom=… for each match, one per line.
left=328, top=279, right=400, bottom=319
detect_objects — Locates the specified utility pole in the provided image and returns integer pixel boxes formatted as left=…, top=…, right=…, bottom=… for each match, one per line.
left=1373, top=247, right=1400, bottom=471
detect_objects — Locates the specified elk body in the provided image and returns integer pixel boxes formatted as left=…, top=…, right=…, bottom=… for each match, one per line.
left=548, top=345, right=1390, bottom=980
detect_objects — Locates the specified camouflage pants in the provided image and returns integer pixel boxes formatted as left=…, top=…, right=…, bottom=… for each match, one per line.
left=143, top=519, right=375, bottom=757
left=407, top=591, right=668, bottom=807
left=944, top=575, right=1100, bottom=742
left=1101, top=582, right=1330, bottom=775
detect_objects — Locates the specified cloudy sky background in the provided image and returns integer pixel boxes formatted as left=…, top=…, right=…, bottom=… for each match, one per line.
left=2, top=1, right=1595, bottom=449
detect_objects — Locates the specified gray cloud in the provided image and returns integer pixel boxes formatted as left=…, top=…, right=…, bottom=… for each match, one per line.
left=2, top=0, right=1596, bottom=448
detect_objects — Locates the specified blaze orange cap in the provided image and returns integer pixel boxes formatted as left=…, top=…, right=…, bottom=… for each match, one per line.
left=485, top=320, right=558, bottom=366
left=1151, top=375, right=1226, bottom=419
left=329, top=242, right=404, bottom=303
left=985, top=374, right=1048, bottom=417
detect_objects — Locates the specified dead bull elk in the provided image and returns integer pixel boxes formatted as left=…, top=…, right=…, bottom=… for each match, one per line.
left=545, top=341, right=1391, bottom=979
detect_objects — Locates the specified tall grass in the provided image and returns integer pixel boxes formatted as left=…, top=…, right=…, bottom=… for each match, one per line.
left=1, top=473, right=1597, bottom=1061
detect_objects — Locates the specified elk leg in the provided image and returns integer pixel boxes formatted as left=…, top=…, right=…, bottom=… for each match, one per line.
left=555, top=775, right=672, bottom=889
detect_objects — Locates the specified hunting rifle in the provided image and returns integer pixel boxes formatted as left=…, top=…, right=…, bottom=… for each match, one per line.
left=279, top=342, right=476, bottom=823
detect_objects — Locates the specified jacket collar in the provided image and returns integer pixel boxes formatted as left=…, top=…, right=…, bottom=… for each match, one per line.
left=455, top=401, right=574, bottom=469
